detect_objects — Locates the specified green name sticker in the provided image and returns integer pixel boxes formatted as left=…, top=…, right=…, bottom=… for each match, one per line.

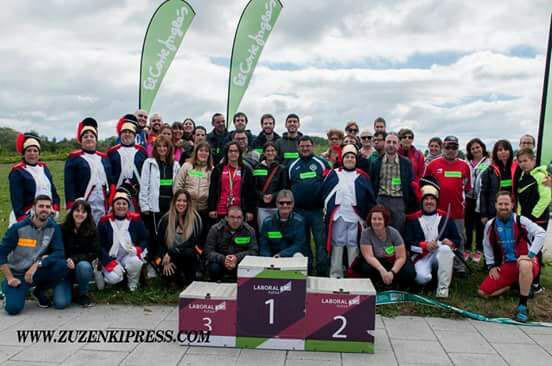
left=234, top=236, right=251, bottom=245
left=444, top=171, right=462, bottom=178
left=384, top=246, right=395, bottom=256
left=254, top=148, right=264, bottom=155
left=160, top=179, right=173, bottom=186
left=500, top=179, right=512, bottom=188
left=284, top=152, right=299, bottom=159
left=253, top=169, right=268, bottom=176
left=300, top=171, right=317, bottom=180
left=189, top=170, right=205, bottom=177
left=267, top=231, right=283, bottom=239
left=391, top=177, right=401, bottom=186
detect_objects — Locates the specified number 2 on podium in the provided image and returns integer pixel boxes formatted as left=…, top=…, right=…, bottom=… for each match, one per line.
left=265, top=298, right=274, bottom=325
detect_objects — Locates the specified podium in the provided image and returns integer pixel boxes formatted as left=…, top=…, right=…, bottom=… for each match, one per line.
left=305, top=277, right=376, bottom=353
left=236, top=255, right=308, bottom=350
left=178, top=281, right=237, bottom=347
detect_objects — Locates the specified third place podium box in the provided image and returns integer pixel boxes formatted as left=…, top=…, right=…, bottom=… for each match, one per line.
left=179, top=281, right=237, bottom=347
left=305, top=277, right=376, bottom=353
left=236, top=255, right=307, bottom=350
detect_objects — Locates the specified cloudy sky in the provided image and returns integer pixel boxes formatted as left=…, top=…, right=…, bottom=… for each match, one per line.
left=1, top=0, right=551, bottom=150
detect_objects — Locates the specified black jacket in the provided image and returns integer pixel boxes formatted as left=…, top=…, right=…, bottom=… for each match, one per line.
left=252, top=131, right=281, bottom=150
left=62, top=225, right=100, bottom=265
left=253, top=160, right=290, bottom=208
left=208, top=162, right=256, bottom=214
left=156, top=211, right=202, bottom=259
left=205, top=219, right=258, bottom=264
left=207, top=129, right=229, bottom=163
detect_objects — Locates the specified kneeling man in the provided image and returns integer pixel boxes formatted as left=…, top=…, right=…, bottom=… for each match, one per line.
left=405, top=177, right=461, bottom=298
left=478, top=191, right=545, bottom=322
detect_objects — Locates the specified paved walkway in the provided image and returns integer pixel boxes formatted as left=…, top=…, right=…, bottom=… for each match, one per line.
left=0, top=304, right=551, bottom=365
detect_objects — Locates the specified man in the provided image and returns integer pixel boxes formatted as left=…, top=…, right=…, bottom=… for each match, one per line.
left=368, top=131, right=386, bottom=166
left=478, top=192, right=545, bottom=322
left=108, top=114, right=147, bottom=212
left=405, top=177, right=461, bottom=298
left=373, top=117, right=386, bottom=133
left=233, top=130, right=260, bottom=168
left=207, top=113, right=228, bottom=164
left=398, top=128, right=425, bottom=183
left=205, top=205, right=258, bottom=281
left=359, top=130, right=373, bottom=159
left=252, top=113, right=281, bottom=153
left=97, top=188, right=148, bottom=292
left=425, top=136, right=471, bottom=273
left=225, top=112, right=255, bottom=147
left=514, top=148, right=551, bottom=293
left=369, top=132, right=417, bottom=234
left=147, top=113, right=163, bottom=147
left=259, top=190, right=306, bottom=257
left=288, top=136, right=331, bottom=275
left=519, top=134, right=535, bottom=151
left=129, top=110, right=148, bottom=148
left=275, top=113, right=303, bottom=166
left=0, top=195, right=68, bottom=315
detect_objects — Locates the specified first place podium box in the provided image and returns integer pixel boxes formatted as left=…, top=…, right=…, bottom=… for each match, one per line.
left=236, top=255, right=308, bottom=350
left=179, top=281, right=237, bottom=347
left=305, top=277, right=376, bottom=353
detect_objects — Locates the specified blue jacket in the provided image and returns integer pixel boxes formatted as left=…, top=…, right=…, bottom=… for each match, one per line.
left=0, top=217, right=65, bottom=275
left=96, top=212, right=148, bottom=266
left=107, top=144, right=147, bottom=188
left=288, top=154, right=331, bottom=210
left=259, top=211, right=306, bottom=257
left=321, top=168, right=376, bottom=252
left=369, top=154, right=418, bottom=213
left=64, top=150, right=113, bottom=209
left=404, top=210, right=461, bottom=259
left=8, top=162, right=60, bottom=221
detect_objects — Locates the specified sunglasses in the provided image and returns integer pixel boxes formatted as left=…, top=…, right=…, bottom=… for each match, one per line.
left=401, top=135, right=414, bottom=140
left=361, top=136, right=372, bottom=140
left=278, top=201, right=292, bottom=206
left=347, top=128, right=359, bottom=133
left=444, top=145, right=459, bottom=150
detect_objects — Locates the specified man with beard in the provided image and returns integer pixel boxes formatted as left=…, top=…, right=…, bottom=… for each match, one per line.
left=252, top=113, right=281, bottom=153
left=0, top=195, right=69, bottom=314
left=146, top=113, right=163, bottom=156
left=225, top=112, right=255, bottom=147
left=207, top=113, right=228, bottom=164
left=405, top=176, right=460, bottom=298
left=478, top=192, right=545, bottom=323
left=275, top=113, right=303, bottom=166
left=233, top=130, right=260, bottom=169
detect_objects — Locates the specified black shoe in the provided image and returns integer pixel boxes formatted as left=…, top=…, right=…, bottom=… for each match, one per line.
left=532, top=283, right=544, bottom=295
left=32, top=288, right=51, bottom=308
left=78, top=294, right=94, bottom=308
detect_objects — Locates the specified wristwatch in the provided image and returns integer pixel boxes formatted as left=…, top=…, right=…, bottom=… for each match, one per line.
left=36, top=260, right=43, bottom=268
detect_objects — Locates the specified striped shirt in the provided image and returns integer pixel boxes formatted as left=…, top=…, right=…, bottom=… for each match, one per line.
left=379, top=154, right=402, bottom=197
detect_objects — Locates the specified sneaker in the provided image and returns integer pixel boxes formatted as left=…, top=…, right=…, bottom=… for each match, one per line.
left=94, top=268, right=105, bottom=290
left=32, top=288, right=51, bottom=308
left=436, top=288, right=449, bottom=298
left=463, top=251, right=471, bottom=261
left=532, top=283, right=544, bottom=295
left=78, top=294, right=94, bottom=308
left=471, top=251, right=482, bottom=263
left=514, top=304, right=529, bottom=323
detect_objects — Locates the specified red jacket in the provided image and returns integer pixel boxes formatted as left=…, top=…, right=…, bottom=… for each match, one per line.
left=399, top=146, right=425, bottom=183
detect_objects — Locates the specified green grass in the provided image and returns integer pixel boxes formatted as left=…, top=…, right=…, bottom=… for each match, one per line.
left=1, top=161, right=552, bottom=323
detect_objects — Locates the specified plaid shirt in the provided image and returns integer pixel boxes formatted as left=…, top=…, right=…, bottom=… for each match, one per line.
left=379, top=154, right=402, bottom=197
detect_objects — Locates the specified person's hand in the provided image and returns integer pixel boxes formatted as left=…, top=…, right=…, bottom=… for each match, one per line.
left=427, top=240, right=438, bottom=251
left=66, top=258, right=75, bottom=270
left=481, top=217, right=488, bottom=225
left=163, top=262, right=176, bottom=276
left=225, top=255, right=237, bottom=269
left=381, top=270, right=394, bottom=285
left=263, top=194, right=273, bottom=204
left=162, top=254, right=171, bottom=266
left=489, top=266, right=501, bottom=280
left=24, top=263, right=39, bottom=284
left=441, top=239, right=454, bottom=248
left=543, top=175, right=552, bottom=187
left=209, top=211, right=218, bottom=219
left=7, top=277, right=21, bottom=288
left=246, top=213, right=254, bottom=222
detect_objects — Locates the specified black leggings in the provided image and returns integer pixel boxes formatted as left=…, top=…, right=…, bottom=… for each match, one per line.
left=160, top=246, right=198, bottom=285
left=355, top=256, right=416, bottom=290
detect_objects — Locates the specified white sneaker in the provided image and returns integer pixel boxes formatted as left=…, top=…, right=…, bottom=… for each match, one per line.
left=146, top=264, right=157, bottom=279
left=94, top=269, right=105, bottom=290
left=436, top=288, right=449, bottom=298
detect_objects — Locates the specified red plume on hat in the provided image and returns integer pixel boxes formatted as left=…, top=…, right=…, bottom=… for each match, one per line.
left=116, top=114, right=138, bottom=135
left=76, top=117, right=98, bottom=143
left=16, top=133, right=41, bottom=155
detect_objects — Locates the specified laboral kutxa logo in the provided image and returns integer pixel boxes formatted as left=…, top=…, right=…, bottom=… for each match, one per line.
left=253, top=281, right=292, bottom=295
left=321, top=296, right=361, bottom=308
left=188, top=301, right=227, bottom=313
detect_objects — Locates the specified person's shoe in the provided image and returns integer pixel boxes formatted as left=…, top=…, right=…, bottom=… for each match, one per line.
left=128, top=282, right=139, bottom=292
left=146, top=264, right=158, bottom=279
left=32, top=288, right=51, bottom=308
left=78, top=294, right=94, bottom=308
left=94, top=268, right=105, bottom=290
left=436, top=288, right=449, bottom=298
left=514, top=304, right=529, bottom=323
left=532, top=282, right=544, bottom=295
left=471, top=251, right=482, bottom=263
left=463, top=251, right=471, bottom=261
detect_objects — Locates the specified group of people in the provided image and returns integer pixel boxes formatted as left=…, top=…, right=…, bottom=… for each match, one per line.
left=1, top=111, right=549, bottom=323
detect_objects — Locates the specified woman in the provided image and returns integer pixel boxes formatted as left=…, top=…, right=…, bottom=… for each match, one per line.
left=354, top=205, right=416, bottom=289
left=172, top=121, right=186, bottom=161
left=193, top=126, right=207, bottom=145
left=139, top=136, right=180, bottom=266
left=343, top=134, right=360, bottom=148
left=464, top=138, right=491, bottom=263
left=208, top=141, right=256, bottom=222
left=58, top=199, right=100, bottom=307
left=182, top=118, right=196, bottom=141
left=64, top=118, right=113, bottom=224
left=179, top=125, right=205, bottom=165
left=157, top=189, right=202, bottom=286
left=254, top=142, right=289, bottom=228
left=425, top=137, right=442, bottom=165
left=321, top=129, right=344, bottom=167
left=359, top=130, right=373, bottom=159
left=173, top=141, right=214, bottom=244
left=345, top=121, right=359, bottom=137
left=9, top=133, right=61, bottom=225
left=321, top=145, right=376, bottom=278
left=480, top=139, right=517, bottom=225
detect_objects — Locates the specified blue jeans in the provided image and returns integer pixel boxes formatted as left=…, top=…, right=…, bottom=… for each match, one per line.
left=55, top=261, right=94, bottom=303
left=2, top=260, right=69, bottom=315
left=296, top=208, right=329, bottom=276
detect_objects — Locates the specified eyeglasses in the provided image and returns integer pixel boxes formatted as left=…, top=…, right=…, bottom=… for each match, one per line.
left=444, top=145, right=459, bottom=151
left=347, top=128, right=359, bottom=133
left=401, top=135, right=414, bottom=140
left=278, top=201, right=292, bottom=206
left=361, top=136, right=372, bottom=140
left=151, top=119, right=161, bottom=122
